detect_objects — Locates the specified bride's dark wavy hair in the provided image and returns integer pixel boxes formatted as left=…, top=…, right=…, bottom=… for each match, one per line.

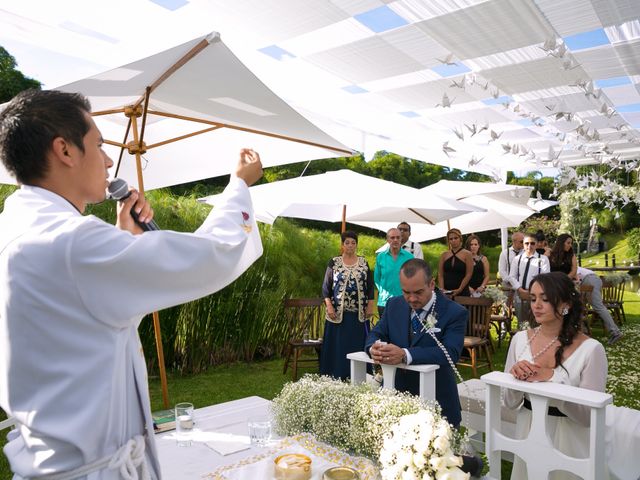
left=529, top=272, right=583, bottom=369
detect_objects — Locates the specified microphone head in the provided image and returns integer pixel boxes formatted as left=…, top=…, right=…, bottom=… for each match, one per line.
left=107, top=178, right=130, bottom=200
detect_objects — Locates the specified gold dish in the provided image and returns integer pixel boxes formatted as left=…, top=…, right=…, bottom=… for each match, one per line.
left=322, top=466, right=360, bottom=480
left=273, top=453, right=312, bottom=480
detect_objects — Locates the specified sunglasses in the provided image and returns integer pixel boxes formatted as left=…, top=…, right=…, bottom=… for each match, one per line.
left=398, top=227, right=410, bottom=232
left=523, top=242, right=536, bottom=245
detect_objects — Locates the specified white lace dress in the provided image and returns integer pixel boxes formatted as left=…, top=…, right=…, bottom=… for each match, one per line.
left=504, top=330, right=608, bottom=480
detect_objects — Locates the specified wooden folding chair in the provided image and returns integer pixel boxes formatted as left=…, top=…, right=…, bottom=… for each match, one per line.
left=601, top=278, right=626, bottom=325
left=282, top=298, right=324, bottom=381
left=455, top=296, right=494, bottom=378
left=580, top=283, right=595, bottom=334
left=490, top=287, right=514, bottom=349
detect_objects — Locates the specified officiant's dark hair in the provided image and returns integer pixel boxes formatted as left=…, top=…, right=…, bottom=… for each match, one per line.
left=401, top=259, right=432, bottom=283
left=0, top=89, right=91, bottom=185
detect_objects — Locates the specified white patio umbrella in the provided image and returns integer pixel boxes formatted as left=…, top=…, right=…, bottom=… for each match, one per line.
left=200, top=169, right=483, bottom=231
left=0, top=32, right=353, bottom=189
left=353, top=181, right=536, bottom=241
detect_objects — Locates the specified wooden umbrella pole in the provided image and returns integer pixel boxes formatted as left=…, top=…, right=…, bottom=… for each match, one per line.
left=341, top=205, right=346, bottom=233
left=447, top=219, right=451, bottom=231
left=127, top=109, right=170, bottom=409
left=407, top=208, right=435, bottom=225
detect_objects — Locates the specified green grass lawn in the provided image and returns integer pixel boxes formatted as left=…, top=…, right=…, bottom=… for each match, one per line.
left=2, top=293, right=638, bottom=478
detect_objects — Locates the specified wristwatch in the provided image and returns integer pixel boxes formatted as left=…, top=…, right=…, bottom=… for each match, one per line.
left=401, top=352, right=407, bottom=364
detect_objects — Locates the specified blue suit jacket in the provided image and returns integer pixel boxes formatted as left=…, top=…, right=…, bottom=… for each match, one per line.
left=365, top=290, right=467, bottom=427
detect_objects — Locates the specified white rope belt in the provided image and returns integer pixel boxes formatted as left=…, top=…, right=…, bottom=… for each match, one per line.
left=34, top=435, right=150, bottom=480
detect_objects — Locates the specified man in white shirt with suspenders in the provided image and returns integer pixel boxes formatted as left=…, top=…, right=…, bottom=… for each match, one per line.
left=498, top=231, right=523, bottom=286
left=507, top=232, right=550, bottom=325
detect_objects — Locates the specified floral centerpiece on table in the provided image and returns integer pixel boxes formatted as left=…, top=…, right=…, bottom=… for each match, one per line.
left=271, top=375, right=468, bottom=479
left=480, top=284, right=507, bottom=304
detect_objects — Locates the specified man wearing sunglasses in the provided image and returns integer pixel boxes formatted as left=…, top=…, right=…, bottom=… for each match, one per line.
left=506, top=232, right=550, bottom=324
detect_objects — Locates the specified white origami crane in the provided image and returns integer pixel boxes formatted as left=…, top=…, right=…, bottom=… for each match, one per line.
left=436, top=92, right=455, bottom=108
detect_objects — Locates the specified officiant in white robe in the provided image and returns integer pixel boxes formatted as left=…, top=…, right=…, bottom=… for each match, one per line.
left=0, top=90, right=264, bottom=479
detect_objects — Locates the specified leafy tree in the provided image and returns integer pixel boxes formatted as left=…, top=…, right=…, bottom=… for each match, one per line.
left=0, top=46, right=41, bottom=103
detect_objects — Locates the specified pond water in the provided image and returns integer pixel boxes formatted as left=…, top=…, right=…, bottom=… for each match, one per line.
left=625, top=275, right=640, bottom=295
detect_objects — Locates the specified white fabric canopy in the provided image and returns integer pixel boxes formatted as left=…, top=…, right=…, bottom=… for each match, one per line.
left=200, top=169, right=483, bottom=226
left=1, top=0, right=639, bottom=178
left=0, top=32, right=352, bottom=190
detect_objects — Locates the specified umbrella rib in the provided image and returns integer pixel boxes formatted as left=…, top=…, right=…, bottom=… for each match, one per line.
left=138, top=86, right=151, bottom=148
left=146, top=126, right=223, bottom=150
left=114, top=118, right=132, bottom=178
left=92, top=108, right=126, bottom=116
left=146, top=110, right=353, bottom=155
left=132, top=38, right=211, bottom=109
left=408, top=208, right=435, bottom=225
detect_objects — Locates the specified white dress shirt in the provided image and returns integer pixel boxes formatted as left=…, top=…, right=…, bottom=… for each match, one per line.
left=498, top=246, right=521, bottom=283
left=0, top=177, right=261, bottom=479
left=507, top=251, right=550, bottom=290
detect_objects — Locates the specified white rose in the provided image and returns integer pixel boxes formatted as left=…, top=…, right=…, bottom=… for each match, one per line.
left=413, top=451, right=427, bottom=469
left=433, top=434, right=450, bottom=452
left=395, top=447, right=412, bottom=468
left=402, top=466, right=419, bottom=480
left=429, top=455, right=446, bottom=470
left=435, top=467, right=470, bottom=480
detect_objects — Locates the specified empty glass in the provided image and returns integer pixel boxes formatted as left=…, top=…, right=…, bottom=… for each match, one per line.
left=247, top=415, right=272, bottom=447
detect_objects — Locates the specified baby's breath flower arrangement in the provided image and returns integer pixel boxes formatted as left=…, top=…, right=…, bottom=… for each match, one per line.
left=271, top=375, right=467, bottom=477
left=481, top=284, right=507, bottom=304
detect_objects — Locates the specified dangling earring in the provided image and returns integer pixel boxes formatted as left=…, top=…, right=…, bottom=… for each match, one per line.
left=562, top=306, right=569, bottom=315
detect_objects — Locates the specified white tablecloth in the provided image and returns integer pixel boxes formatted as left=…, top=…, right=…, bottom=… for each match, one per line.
left=156, top=396, right=274, bottom=479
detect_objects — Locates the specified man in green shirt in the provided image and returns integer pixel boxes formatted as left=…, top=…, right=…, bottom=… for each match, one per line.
left=374, top=228, right=413, bottom=317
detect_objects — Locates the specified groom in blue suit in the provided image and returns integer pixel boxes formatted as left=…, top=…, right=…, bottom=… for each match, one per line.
left=366, top=258, right=467, bottom=427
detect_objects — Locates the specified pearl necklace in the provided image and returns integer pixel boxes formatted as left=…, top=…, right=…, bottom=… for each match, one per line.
left=519, top=326, right=559, bottom=362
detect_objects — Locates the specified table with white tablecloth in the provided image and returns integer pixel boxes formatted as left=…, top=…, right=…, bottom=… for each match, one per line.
left=156, top=396, right=273, bottom=478
left=155, top=396, right=380, bottom=480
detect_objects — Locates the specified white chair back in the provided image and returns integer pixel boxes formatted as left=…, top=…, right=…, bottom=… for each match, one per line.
left=482, top=371, right=612, bottom=480
left=346, top=351, right=438, bottom=401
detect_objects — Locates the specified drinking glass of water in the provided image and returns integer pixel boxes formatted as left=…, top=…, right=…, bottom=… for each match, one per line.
left=247, top=415, right=272, bottom=447
left=175, top=402, right=194, bottom=447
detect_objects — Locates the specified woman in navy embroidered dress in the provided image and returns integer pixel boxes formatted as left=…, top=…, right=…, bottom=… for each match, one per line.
left=321, top=231, right=375, bottom=380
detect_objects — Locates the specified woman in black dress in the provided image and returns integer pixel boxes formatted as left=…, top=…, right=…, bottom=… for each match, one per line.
left=549, top=233, right=577, bottom=280
left=438, top=228, right=473, bottom=297
left=465, top=234, right=490, bottom=296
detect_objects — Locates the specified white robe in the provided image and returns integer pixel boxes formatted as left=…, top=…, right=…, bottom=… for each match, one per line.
left=0, top=177, right=262, bottom=479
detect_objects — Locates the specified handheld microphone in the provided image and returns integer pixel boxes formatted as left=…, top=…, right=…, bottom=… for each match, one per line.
left=107, top=178, right=160, bottom=232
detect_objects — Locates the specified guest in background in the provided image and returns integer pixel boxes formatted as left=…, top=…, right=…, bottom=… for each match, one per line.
left=438, top=228, right=473, bottom=297
left=504, top=272, right=607, bottom=479
left=498, top=231, right=524, bottom=286
left=549, top=233, right=577, bottom=280
left=535, top=229, right=552, bottom=256
left=465, top=234, right=490, bottom=296
left=374, top=228, right=413, bottom=317
left=507, top=232, right=551, bottom=324
left=321, top=230, right=375, bottom=380
left=577, top=266, right=623, bottom=345
left=375, top=221, right=424, bottom=259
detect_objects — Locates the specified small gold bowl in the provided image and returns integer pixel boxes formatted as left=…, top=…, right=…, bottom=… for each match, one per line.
left=273, top=453, right=312, bottom=480
left=322, top=466, right=360, bottom=480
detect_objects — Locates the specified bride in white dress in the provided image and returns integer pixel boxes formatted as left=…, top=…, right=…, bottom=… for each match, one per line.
left=504, top=272, right=608, bottom=480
